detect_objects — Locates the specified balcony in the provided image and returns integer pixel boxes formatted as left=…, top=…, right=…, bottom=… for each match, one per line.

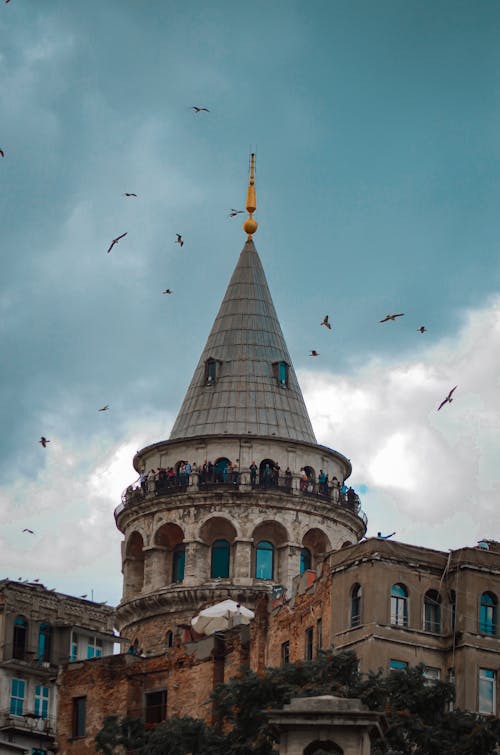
left=0, top=643, right=56, bottom=673
left=117, top=471, right=367, bottom=527
left=0, top=709, right=56, bottom=737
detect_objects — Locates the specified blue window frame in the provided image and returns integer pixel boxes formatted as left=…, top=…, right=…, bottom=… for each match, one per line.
left=391, top=583, right=408, bottom=627
left=424, top=590, right=441, bottom=633
left=10, top=678, right=25, bottom=716
left=479, top=592, right=497, bottom=636
left=211, top=539, right=230, bottom=578
left=34, top=685, right=49, bottom=719
left=38, top=623, right=51, bottom=662
left=300, top=548, right=311, bottom=574
left=389, top=659, right=408, bottom=672
left=13, top=616, right=27, bottom=660
left=87, top=637, right=103, bottom=659
left=173, top=544, right=185, bottom=582
left=479, top=668, right=496, bottom=714
left=256, top=541, right=274, bottom=580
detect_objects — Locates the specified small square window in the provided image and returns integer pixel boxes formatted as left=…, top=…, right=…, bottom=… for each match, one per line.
left=389, top=659, right=408, bottom=672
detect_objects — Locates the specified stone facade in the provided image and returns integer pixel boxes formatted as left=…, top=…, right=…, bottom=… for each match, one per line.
left=0, top=580, right=115, bottom=755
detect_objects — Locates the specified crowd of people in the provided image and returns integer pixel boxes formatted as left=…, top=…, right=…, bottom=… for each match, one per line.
left=123, top=459, right=359, bottom=510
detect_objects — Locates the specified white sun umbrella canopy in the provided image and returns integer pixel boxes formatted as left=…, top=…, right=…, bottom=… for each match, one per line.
left=191, top=599, right=255, bottom=636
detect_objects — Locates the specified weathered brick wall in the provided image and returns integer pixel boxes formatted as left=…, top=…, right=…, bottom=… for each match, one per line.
left=265, top=565, right=332, bottom=668
left=57, top=654, right=136, bottom=755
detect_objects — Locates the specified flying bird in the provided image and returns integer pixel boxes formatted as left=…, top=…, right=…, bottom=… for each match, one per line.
left=175, top=234, right=184, bottom=247
left=107, top=232, right=127, bottom=253
left=321, top=315, right=332, bottom=330
left=377, top=531, right=396, bottom=539
left=191, top=106, right=209, bottom=113
left=80, top=594, right=88, bottom=599
left=229, top=209, right=244, bottom=217
left=98, top=405, right=109, bottom=412
left=309, top=350, right=320, bottom=357
left=417, top=326, right=427, bottom=333
left=437, top=386, right=458, bottom=412
left=123, top=193, right=137, bottom=197
left=0, top=149, right=4, bottom=157
left=22, top=529, right=35, bottom=534
left=380, top=313, right=404, bottom=323
left=162, top=289, right=172, bottom=295
left=39, top=436, right=50, bottom=448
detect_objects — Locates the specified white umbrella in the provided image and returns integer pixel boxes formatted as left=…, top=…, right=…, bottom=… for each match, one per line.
left=191, top=599, right=255, bottom=635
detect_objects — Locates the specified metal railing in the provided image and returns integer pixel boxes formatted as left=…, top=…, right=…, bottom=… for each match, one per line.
left=118, top=472, right=367, bottom=526
left=0, top=643, right=55, bottom=669
left=0, top=708, right=56, bottom=735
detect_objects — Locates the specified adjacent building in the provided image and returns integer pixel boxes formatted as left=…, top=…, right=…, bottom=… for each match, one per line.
left=0, top=580, right=115, bottom=755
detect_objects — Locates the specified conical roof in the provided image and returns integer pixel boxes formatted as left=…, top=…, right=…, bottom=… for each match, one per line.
left=169, top=239, right=316, bottom=443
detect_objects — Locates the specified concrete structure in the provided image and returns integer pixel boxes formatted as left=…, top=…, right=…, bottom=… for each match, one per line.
left=267, top=538, right=500, bottom=716
left=0, top=580, right=115, bottom=755
left=268, top=696, right=385, bottom=755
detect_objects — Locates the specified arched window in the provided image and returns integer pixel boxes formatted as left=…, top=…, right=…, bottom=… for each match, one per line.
left=391, top=583, right=408, bottom=627
left=214, top=457, right=231, bottom=484
left=256, top=541, right=274, bottom=580
left=300, top=548, right=312, bottom=574
left=211, top=539, right=230, bottom=578
left=172, top=544, right=185, bottom=583
left=38, top=622, right=52, bottom=662
left=205, top=358, right=218, bottom=384
left=166, top=630, right=174, bottom=649
left=351, top=584, right=362, bottom=628
left=424, top=590, right=441, bottom=633
left=259, top=459, right=277, bottom=488
left=480, top=592, right=497, bottom=636
left=13, top=616, right=28, bottom=660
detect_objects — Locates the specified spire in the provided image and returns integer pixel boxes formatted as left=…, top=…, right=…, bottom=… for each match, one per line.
left=169, top=239, right=316, bottom=443
left=170, top=157, right=316, bottom=444
left=243, top=153, right=258, bottom=240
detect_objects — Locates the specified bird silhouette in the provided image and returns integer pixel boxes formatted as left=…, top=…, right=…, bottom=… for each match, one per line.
left=162, top=289, right=173, bottom=295
left=123, top=193, right=137, bottom=197
left=98, top=405, right=109, bottom=412
left=80, top=594, right=88, bottom=599
left=377, top=531, right=396, bottom=539
left=321, top=315, right=332, bottom=330
left=39, top=436, right=50, bottom=448
left=229, top=209, right=244, bottom=217
left=417, top=326, right=427, bottom=333
left=0, top=149, right=4, bottom=157
left=309, top=350, right=319, bottom=357
left=175, top=234, right=184, bottom=247
left=107, top=232, right=127, bottom=253
left=22, top=529, right=35, bottom=534
left=191, top=106, right=209, bottom=113
left=437, top=386, right=458, bottom=412
left=380, top=313, right=404, bottom=323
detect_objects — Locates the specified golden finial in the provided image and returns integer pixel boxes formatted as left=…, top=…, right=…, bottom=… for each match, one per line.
left=243, top=153, right=258, bottom=239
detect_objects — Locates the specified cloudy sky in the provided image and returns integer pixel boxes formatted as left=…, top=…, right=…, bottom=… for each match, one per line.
left=1, top=0, right=499, bottom=606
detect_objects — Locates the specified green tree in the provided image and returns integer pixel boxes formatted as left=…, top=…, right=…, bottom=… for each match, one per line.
left=94, top=651, right=500, bottom=755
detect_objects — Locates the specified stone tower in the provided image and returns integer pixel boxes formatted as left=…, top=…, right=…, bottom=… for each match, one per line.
left=114, top=157, right=367, bottom=651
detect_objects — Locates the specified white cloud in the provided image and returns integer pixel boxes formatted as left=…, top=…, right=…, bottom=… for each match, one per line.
left=300, top=295, right=500, bottom=550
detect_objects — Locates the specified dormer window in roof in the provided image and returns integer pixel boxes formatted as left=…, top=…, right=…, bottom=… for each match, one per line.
left=204, top=358, right=221, bottom=386
left=273, top=360, right=289, bottom=388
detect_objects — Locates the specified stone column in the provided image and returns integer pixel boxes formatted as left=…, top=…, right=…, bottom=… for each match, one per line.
left=143, top=546, right=168, bottom=590
left=233, top=539, right=253, bottom=584
left=183, top=540, right=209, bottom=586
